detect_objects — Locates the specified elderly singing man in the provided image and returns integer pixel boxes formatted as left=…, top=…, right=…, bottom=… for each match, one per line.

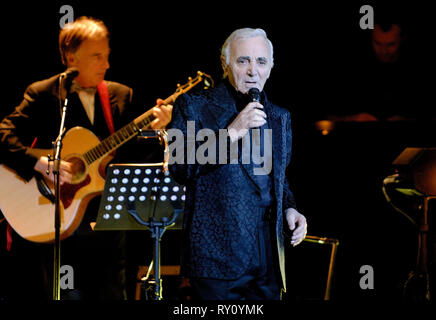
left=169, top=27, right=307, bottom=300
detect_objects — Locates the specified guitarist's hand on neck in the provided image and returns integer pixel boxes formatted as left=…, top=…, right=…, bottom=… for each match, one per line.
left=34, top=156, right=73, bottom=185
left=151, top=99, right=173, bottom=129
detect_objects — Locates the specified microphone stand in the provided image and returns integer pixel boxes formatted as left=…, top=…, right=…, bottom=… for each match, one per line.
left=52, top=75, right=71, bottom=300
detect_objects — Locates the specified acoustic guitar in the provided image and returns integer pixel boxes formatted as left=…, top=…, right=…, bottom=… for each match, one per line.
left=0, top=71, right=212, bottom=243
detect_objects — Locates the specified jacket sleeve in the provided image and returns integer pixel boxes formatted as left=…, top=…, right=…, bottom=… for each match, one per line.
left=282, top=111, right=297, bottom=210
left=0, top=83, right=42, bottom=181
left=167, top=94, right=202, bottom=185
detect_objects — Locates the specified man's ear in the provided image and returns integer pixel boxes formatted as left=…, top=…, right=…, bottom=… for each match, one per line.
left=65, top=52, right=77, bottom=67
left=220, top=56, right=228, bottom=78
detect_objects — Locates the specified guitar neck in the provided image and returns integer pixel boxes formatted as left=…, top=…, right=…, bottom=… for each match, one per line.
left=81, top=107, right=158, bottom=165
left=81, top=71, right=210, bottom=165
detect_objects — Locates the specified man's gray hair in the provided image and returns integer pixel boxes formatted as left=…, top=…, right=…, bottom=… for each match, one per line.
left=221, top=28, right=274, bottom=78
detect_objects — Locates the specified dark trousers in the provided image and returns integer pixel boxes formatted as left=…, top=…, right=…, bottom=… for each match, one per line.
left=59, top=197, right=127, bottom=300
left=59, top=229, right=127, bottom=300
left=1, top=221, right=126, bottom=300
left=190, top=220, right=282, bottom=300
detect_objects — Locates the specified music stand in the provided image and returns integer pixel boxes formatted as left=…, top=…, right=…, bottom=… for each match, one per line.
left=391, top=147, right=436, bottom=300
left=95, top=162, right=185, bottom=300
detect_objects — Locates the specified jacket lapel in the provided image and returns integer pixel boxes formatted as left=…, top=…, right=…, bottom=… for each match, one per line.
left=199, top=82, right=286, bottom=192
left=244, top=95, right=283, bottom=193
left=199, top=82, right=237, bottom=130
left=199, top=83, right=260, bottom=190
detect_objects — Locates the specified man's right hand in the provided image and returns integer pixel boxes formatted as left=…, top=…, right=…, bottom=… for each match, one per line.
left=227, top=102, right=267, bottom=143
left=34, top=156, right=73, bottom=185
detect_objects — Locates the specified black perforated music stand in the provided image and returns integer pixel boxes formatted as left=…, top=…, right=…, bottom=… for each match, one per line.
left=95, top=162, right=185, bottom=300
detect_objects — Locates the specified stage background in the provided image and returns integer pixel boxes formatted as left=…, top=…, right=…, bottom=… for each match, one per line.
left=1, top=0, right=435, bottom=301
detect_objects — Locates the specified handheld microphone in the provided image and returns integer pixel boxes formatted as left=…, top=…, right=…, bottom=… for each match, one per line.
left=248, top=87, right=261, bottom=102
left=248, top=87, right=263, bottom=114
left=248, top=88, right=264, bottom=133
left=60, top=67, right=79, bottom=80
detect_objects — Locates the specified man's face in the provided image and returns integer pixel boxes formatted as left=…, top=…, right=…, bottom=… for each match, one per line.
left=223, top=36, right=272, bottom=94
left=66, top=37, right=110, bottom=87
left=371, top=24, right=402, bottom=63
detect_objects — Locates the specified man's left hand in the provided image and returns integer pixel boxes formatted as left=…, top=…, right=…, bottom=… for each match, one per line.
left=285, top=208, right=307, bottom=246
left=151, top=98, right=173, bottom=129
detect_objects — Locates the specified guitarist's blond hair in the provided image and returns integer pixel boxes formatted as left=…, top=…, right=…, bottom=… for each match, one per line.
left=59, top=16, right=109, bottom=65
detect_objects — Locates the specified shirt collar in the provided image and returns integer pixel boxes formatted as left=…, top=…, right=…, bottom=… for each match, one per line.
left=223, top=79, right=265, bottom=112
left=70, top=80, right=97, bottom=94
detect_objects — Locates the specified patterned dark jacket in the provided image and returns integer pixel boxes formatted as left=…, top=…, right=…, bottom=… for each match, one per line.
left=169, top=82, right=296, bottom=289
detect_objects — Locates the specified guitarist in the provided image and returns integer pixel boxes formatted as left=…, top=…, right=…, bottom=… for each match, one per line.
left=0, top=16, right=172, bottom=299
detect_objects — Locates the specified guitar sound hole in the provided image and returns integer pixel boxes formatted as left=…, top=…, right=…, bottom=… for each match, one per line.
left=66, top=156, right=87, bottom=184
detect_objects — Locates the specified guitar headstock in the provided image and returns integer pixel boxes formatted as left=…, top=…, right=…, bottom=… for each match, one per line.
left=175, top=71, right=214, bottom=96
left=133, top=72, right=214, bottom=131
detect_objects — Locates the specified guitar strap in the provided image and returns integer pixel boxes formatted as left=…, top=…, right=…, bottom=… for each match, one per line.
left=97, top=80, right=115, bottom=135
left=6, top=222, right=13, bottom=251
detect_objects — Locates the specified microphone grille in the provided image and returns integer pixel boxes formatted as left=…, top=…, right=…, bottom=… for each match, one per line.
left=248, top=88, right=260, bottom=102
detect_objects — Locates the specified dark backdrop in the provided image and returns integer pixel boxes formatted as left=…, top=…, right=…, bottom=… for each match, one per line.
left=1, top=0, right=435, bottom=301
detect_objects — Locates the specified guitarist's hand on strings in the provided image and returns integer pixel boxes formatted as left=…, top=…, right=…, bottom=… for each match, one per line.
left=34, top=156, right=73, bottom=185
left=151, top=98, right=173, bottom=129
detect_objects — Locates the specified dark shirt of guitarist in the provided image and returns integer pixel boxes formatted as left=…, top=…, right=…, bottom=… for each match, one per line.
left=0, top=16, right=172, bottom=300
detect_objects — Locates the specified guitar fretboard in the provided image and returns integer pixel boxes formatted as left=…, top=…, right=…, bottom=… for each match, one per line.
left=80, top=71, right=210, bottom=165
left=83, top=111, right=155, bottom=165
